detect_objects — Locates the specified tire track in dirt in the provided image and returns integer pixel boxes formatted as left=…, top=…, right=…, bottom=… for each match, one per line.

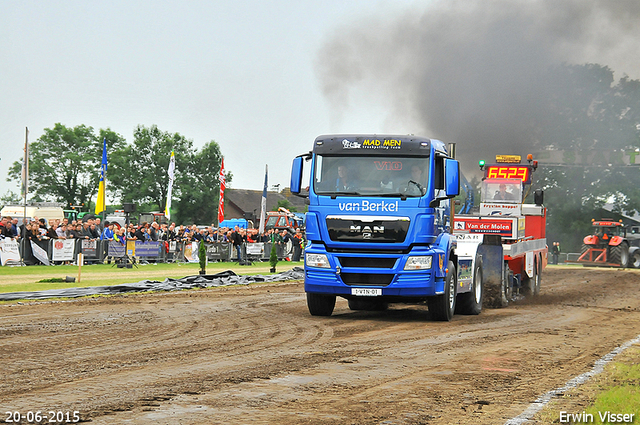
left=1, top=268, right=640, bottom=424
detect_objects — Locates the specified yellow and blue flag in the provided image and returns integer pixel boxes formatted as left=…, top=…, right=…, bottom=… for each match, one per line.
left=95, top=138, right=107, bottom=214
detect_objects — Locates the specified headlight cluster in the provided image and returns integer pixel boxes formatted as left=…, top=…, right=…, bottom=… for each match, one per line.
left=306, top=253, right=330, bottom=268
left=404, top=256, right=433, bottom=270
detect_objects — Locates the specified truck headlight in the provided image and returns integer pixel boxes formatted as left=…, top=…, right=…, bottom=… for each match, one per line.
left=306, top=253, right=330, bottom=268
left=404, top=256, right=433, bottom=270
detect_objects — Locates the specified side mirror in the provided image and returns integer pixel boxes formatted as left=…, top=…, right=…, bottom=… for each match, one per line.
left=429, top=158, right=460, bottom=208
left=445, top=159, right=460, bottom=198
left=534, top=189, right=544, bottom=206
left=290, top=156, right=305, bottom=196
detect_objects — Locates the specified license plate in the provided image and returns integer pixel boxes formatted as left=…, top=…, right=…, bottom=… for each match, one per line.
left=351, top=288, right=382, bottom=296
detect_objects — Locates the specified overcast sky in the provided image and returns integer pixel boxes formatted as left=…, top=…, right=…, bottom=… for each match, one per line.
left=0, top=0, right=418, bottom=201
left=2, top=0, right=639, bottom=206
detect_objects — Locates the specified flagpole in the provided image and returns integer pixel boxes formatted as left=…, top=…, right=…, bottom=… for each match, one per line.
left=21, top=127, right=29, bottom=266
left=259, top=164, right=268, bottom=234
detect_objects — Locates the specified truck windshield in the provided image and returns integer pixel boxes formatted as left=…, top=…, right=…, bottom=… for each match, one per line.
left=314, top=155, right=430, bottom=197
left=481, top=179, right=523, bottom=203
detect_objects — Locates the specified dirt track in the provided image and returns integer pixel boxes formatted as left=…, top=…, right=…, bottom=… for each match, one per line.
left=1, top=267, right=640, bottom=425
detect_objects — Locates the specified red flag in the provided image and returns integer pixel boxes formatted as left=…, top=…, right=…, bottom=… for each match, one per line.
left=218, top=158, right=225, bottom=225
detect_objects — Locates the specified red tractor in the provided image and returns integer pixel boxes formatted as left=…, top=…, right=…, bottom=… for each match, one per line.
left=577, top=220, right=630, bottom=267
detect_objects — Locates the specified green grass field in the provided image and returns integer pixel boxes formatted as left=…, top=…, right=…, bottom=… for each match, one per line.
left=0, top=260, right=303, bottom=294
left=538, top=347, right=640, bottom=422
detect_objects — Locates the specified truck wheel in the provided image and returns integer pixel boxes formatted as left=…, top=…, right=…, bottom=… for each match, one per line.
left=533, top=255, right=542, bottom=295
left=498, top=263, right=512, bottom=307
left=631, top=250, right=640, bottom=268
left=428, top=260, right=457, bottom=321
left=524, top=256, right=541, bottom=296
left=456, top=256, right=482, bottom=315
left=483, top=260, right=509, bottom=308
left=307, top=293, right=336, bottom=316
left=610, top=242, right=629, bottom=267
left=348, top=298, right=388, bottom=311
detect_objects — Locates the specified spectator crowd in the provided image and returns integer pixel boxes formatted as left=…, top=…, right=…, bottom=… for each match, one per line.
left=1, top=215, right=306, bottom=264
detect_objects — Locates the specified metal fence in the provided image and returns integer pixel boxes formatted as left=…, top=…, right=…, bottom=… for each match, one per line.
left=0, top=238, right=296, bottom=266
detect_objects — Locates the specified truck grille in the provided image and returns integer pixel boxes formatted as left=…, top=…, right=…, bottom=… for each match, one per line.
left=326, top=216, right=410, bottom=243
left=338, top=257, right=396, bottom=268
left=340, top=273, right=394, bottom=286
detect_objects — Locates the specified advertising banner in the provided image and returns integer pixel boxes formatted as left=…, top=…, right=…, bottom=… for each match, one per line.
left=126, top=240, right=136, bottom=256
left=135, top=241, right=161, bottom=257
left=184, top=242, right=198, bottom=262
left=453, top=217, right=519, bottom=238
left=82, top=239, right=97, bottom=257
left=108, top=240, right=125, bottom=257
left=0, top=239, right=21, bottom=266
left=31, top=241, right=50, bottom=265
left=246, top=243, right=265, bottom=257
left=52, top=239, right=76, bottom=261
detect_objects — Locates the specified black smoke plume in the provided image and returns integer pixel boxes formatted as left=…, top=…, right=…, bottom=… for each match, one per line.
left=316, top=0, right=640, bottom=171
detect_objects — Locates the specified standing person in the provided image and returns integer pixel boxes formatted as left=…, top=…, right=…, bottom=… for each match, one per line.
left=89, top=223, right=101, bottom=239
left=551, top=242, right=560, bottom=265
left=100, top=221, right=114, bottom=241
left=134, top=224, right=147, bottom=242
left=292, top=229, right=304, bottom=262
left=78, top=221, right=92, bottom=239
left=277, top=229, right=293, bottom=261
left=149, top=222, right=159, bottom=241
left=65, top=223, right=80, bottom=239
left=231, top=226, right=244, bottom=262
left=56, top=224, right=68, bottom=239
left=47, top=222, right=59, bottom=239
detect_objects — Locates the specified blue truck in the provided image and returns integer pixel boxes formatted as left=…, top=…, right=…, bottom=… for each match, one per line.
left=289, top=134, right=490, bottom=321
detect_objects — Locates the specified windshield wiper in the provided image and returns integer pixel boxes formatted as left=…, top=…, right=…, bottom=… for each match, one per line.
left=317, top=191, right=362, bottom=199
left=377, top=192, right=409, bottom=200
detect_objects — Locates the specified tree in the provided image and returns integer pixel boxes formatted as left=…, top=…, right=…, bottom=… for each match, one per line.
left=109, top=125, right=196, bottom=216
left=275, top=199, right=297, bottom=213
left=174, top=140, right=232, bottom=224
left=532, top=64, right=640, bottom=251
left=0, top=190, right=21, bottom=207
left=7, top=123, right=126, bottom=207
left=108, top=126, right=232, bottom=225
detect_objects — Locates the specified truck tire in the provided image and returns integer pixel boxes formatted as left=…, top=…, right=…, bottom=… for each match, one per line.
left=630, top=249, right=640, bottom=268
left=428, top=260, right=457, bottom=321
left=533, top=255, right=542, bottom=295
left=307, top=293, right=336, bottom=316
left=348, top=298, right=388, bottom=311
left=486, top=262, right=511, bottom=308
left=456, top=256, right=482, bottom=315
left=522, top=257, right=539, bottom=297
left=609, top=242, right=629, bottom=267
